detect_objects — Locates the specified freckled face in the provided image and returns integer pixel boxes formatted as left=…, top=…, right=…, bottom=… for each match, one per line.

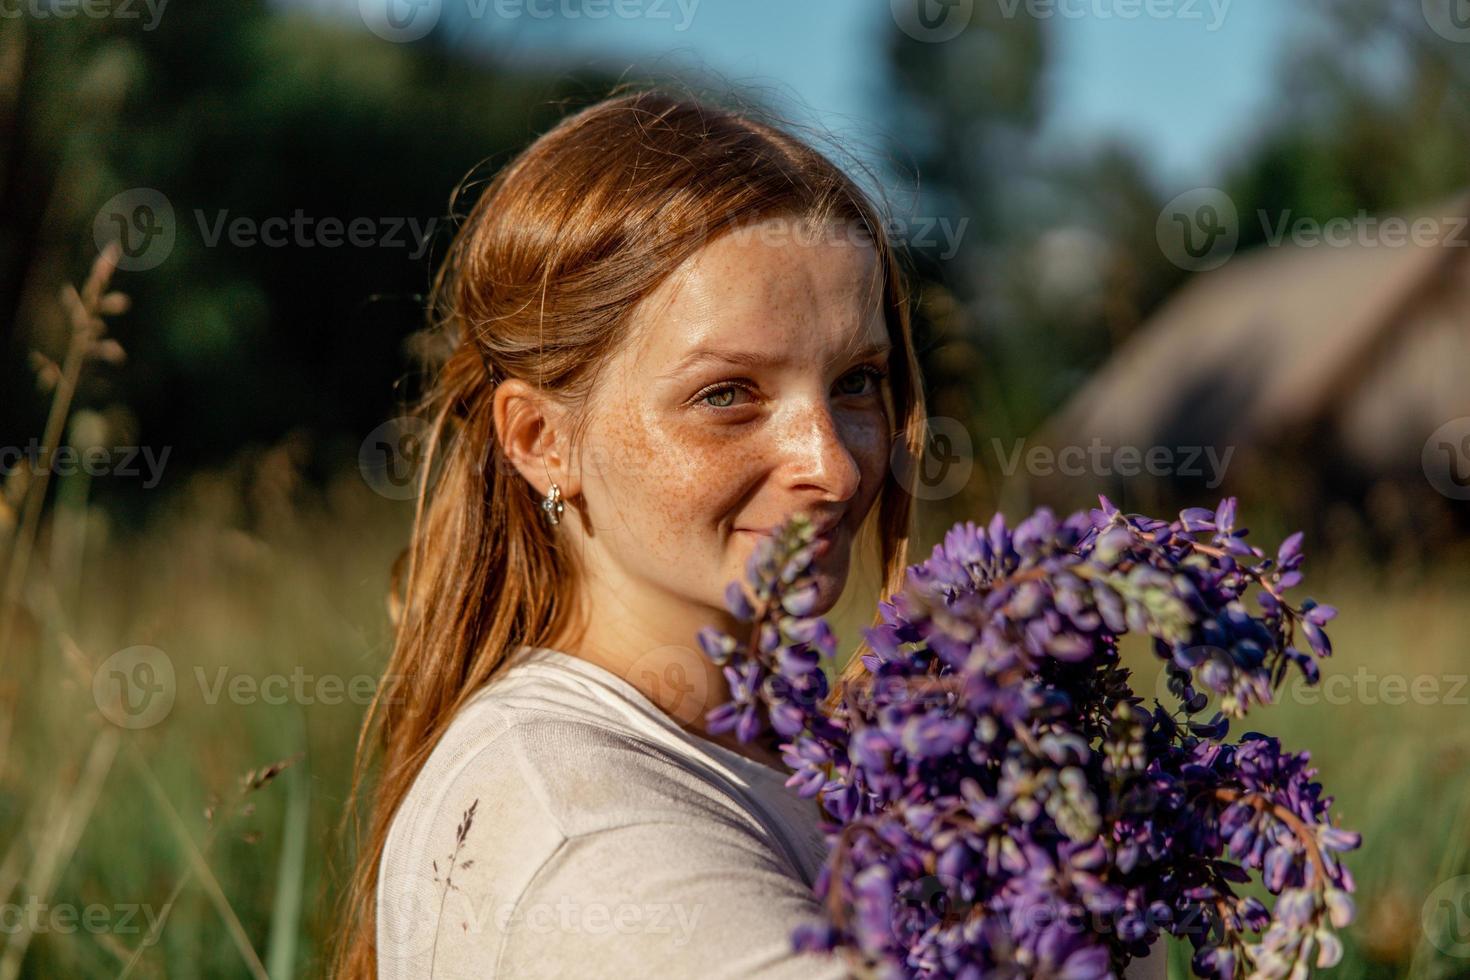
left=571, top=218, right=894, bottom=618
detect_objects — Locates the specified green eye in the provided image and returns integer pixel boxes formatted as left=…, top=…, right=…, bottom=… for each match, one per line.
left=696, top=382, right=755, bottom=409
left=839, top=365, right=888, bottom=396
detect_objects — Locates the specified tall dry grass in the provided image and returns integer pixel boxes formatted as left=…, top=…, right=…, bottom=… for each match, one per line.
left=0, top=251, right=1466, bottom=977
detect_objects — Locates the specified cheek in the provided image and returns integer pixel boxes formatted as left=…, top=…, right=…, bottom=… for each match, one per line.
left=841, top=409, right=892, bottom=494
left=585, top=409, right=756, bottom=553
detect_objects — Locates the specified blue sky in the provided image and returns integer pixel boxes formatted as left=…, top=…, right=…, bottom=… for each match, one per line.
left=421, top=0, right=1311, bottom=192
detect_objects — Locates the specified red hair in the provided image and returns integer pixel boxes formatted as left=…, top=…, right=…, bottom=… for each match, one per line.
left=332, top=86, right=928, bottom=978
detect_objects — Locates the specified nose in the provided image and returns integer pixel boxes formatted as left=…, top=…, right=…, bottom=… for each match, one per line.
left=779, top=399, right=863, bottom=505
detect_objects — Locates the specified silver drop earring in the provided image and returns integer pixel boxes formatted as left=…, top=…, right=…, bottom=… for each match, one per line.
left=541, top=482, right=564, bottom=527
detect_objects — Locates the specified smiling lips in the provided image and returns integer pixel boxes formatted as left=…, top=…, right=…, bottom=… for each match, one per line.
left=736, top=517, right=845, bottom=552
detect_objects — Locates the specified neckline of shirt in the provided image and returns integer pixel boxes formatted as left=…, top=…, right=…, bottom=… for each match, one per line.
left=504, top=644, right=797, bottom=785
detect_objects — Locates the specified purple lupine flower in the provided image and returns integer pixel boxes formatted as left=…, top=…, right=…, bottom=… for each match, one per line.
left=693, top=502, right=1358, bottom=978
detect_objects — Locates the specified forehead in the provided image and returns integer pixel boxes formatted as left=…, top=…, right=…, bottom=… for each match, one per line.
left=628, top=218, right=889, bottom=367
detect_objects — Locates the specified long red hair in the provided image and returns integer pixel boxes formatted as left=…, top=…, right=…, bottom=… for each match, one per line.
left=332, top=86, right=929, bottom=978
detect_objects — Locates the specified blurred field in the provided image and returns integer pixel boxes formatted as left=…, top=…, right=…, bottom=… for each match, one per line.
left=4, top=3, right=1468, bottom=977
left=1119, top=569, right=1470, bottom=980
left=1, top=441, right=1467, bottom=978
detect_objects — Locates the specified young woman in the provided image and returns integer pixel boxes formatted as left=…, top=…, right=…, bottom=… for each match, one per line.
left=334, top=88, right=1167, bottom=979
left=328, top=87, right=924, bottom=979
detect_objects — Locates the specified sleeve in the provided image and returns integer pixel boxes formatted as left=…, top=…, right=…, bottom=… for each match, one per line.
left=377, top=708, right=853, bottom=980
left=493, top=818, right=853, bottom=980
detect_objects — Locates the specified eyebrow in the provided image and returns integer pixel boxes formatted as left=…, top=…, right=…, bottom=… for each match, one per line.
left=660, top=340, right=893, bottom=378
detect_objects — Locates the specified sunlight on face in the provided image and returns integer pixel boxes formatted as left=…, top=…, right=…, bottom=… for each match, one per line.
left=571, top=216, right=894, bottom=618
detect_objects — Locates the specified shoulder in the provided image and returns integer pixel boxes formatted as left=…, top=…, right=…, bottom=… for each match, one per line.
left=394, top=671, right=777, bottom=846
left=377, top=669, right=846, bottom=980
left=376, top=676, right=762, bottom=965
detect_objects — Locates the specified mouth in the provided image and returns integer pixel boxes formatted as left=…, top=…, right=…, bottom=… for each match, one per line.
left=734, top=515, right=846, bottom=555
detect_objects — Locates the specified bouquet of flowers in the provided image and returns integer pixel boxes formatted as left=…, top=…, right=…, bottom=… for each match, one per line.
left=697, top=498, right=1359, bottom=980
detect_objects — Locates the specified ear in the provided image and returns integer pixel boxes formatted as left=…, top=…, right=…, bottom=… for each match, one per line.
left=491, top=379, right=580, bottom=501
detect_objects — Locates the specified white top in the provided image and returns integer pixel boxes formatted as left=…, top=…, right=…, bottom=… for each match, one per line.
left=375, top=644, right=851, bottom=979
left=375, top=644, right=1170, bottom=980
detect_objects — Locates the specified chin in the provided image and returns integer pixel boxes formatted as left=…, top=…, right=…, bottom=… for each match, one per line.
left=723, top=533, right=850, bottom=615
left=805, top=562, right=850, bottom=615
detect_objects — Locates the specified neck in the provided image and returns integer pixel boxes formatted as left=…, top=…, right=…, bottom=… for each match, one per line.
left=544, top=557, right=751, bottom=738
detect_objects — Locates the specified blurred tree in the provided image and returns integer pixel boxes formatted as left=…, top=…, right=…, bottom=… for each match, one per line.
left=0, top=2, right=612, bottom=520
left=881, top=0, right=1470, bottom=530
left=882, top=1, right=1182, bottom=519
left=1226, top=0, right=1470, bottom=247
